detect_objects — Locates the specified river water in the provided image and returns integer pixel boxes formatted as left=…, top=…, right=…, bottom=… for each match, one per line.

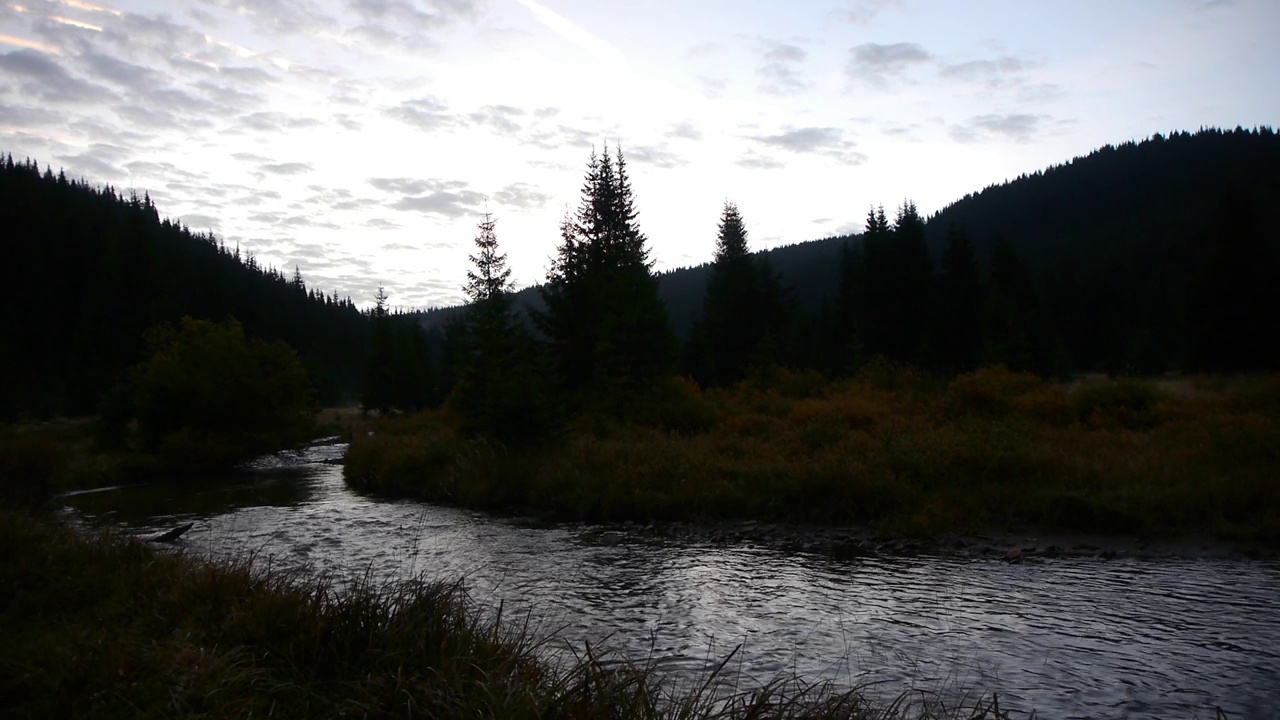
left=60, top=439, right=1280, bottom=719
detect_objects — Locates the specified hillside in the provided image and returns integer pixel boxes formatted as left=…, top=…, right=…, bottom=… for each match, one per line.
left=420, top=127, right=1279, bottom=373
left=0, top=157, right=370, bottom=419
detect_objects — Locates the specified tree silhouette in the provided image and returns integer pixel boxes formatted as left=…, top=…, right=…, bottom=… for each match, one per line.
left=535, top=147, right=676, bottom=403
left=695, top=201, right=792, bottom=386
left=931, top=223, right=983, bottom=373
left=452, top=214, right=556, bottom=443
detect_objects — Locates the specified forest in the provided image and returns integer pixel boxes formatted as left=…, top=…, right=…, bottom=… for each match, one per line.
left=2, top=128, right=1278, bottom=517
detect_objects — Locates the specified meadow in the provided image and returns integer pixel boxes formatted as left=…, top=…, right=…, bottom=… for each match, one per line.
left=345, top=365, right=1280, bottom=545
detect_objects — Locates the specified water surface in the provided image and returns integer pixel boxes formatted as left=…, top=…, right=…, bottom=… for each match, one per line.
left=61, top=440, right=1280, bottom=719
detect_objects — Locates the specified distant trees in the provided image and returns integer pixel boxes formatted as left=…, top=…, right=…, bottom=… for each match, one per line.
left=534, top=147, right=677, bottom=404
left=838, top=202, right=936, bottom=366
left=932, top=224, right=983, bottom=374
left=0, top=156, right=367, bottom=420
left=362, top=287, right=434, bottom=415
left=689, top=201, right=792, bottom=386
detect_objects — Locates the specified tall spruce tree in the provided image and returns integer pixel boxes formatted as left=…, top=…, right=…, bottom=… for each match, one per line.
left=454, top=214, right=555, bottom=443
left=535, top=147, right=676, bottom=402
left=697, top=201, right=790, bottom=386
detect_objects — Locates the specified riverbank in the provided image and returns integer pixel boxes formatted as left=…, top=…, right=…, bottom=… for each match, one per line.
left=0, top=509, right=1025, bottom=720
left=344, top=367, right=1280, bottom=546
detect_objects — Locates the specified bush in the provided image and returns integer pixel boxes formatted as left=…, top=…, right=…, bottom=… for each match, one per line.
left=624, top=376, right=718, bottom=435
left=1071, top=379, right=1168, bottom=429
left=940, top=366, right=1045, bottom=420
left=106, top=317, right=317, bottom=470
left=0, top=426, right=58, bottom=508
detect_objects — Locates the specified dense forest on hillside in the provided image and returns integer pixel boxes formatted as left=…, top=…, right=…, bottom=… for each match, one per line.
left=0, top=156, right=371, bottom=419
left=422, top=127, right=1279, bottom=376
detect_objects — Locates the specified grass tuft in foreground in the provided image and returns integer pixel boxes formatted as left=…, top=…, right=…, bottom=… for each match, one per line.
left=0, top=511, right=1022, bottom=719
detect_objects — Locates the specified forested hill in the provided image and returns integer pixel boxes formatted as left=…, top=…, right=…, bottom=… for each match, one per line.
left=0, top=156, right=368, bottom=419
left=923, top=126, right=1280, bottom=265
left=426, top=127, right=1280, bottom=349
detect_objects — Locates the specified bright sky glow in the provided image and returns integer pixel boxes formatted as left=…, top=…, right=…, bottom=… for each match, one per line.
left=1, top=0, right=1277, bottom=308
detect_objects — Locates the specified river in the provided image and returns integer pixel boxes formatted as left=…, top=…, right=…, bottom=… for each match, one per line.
left=59, top=439, right=1280, bottom=719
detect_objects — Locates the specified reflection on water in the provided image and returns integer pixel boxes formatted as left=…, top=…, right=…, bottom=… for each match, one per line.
left=61, top=439, right=1280, bottom=720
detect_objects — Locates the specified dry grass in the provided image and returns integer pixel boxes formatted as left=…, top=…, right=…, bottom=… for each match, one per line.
left=0, top=511, right=1027, bottom=719
left=345, top=367, right=1280, bottom=544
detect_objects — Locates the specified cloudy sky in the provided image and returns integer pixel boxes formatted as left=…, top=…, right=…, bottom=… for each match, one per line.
left=2, top=0, right=1276, bottom=308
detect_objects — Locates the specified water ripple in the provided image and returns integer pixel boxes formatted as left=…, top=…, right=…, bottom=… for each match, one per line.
left=60, top=440, right=1280, bottom=720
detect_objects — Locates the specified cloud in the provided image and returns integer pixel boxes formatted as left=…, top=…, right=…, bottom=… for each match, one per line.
left=938, top=55, right=1033, bottom=88
left=190, top=0, right=335, bottom=36
left=370, top=176, right=488, bottom=218
left=0, top=48, right=117, bottom=103
left=846, top=42, right=932, bottom=87
left=751, top=126, right=867, bottom=164
left=388, top=95, right=457, bottom=132
left=626, top=144, right=687, bottom=169
left=177, top=212, right=222, bottom=230
left=261, top=162, right=313, bottom=175
left=494, top=182, right=550, bottom=210
left=949, top=113, right=1047, bottom=143
left=79, top=51, right=166, bottom=91
left=238, top=111, right=322, bottom=132
left=734, top=151, right=784, bottom=170
left=469, top=104, right=526, bottom=134
left=525, top=123, right=596, bottom=151
left=843, top=0, right=901, bottom=25
left=666, top=121, right=702, bottom=141
left=57, top=152, right=122, bottom=181
left=350, top=0, right=478, bottom=32
left=697, top=75, right=728, bottom=98
left=393, top=190, right=487, bottom=217
left=757, top=39, right=808, bottom=95
left=370, top=177, right=469, bottom=195
left=0, top=102, right=60, bottom=127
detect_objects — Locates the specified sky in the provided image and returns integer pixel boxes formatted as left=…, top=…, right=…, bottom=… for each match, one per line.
left=2, top=0, right=1277, bottom=309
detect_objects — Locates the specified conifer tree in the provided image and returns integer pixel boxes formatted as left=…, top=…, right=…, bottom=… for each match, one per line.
left=983, top=237, right=1038, bottom=371
left=362, top=286, right=395, bottom=414
left=697, top=201, right=791, bottom=386
left=535, top=147, right=676, bottom=402
left=454, top=214, right=556, bottom=443
left=932, top=223, right=983, bottom=374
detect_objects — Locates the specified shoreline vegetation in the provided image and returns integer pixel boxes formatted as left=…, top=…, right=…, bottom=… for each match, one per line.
left=343, top=365, right=1280, bottom=549
left=1, top=510, right=1027, bottom=720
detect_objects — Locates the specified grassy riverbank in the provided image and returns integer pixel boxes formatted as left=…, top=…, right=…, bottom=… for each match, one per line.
left=0, top=510, right=1022, bottom=720
left=345, top=366, right=1280, bottom=544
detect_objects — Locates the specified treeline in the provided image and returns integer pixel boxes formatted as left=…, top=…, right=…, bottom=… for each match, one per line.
left=420, top=126, right=1280, bottom=385
left=6, top=126, right=1277, bottom=427
left=0, top=155, right=369, bottom=419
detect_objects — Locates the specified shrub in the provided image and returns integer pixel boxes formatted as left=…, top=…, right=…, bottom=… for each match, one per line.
left=624, top=376, right=718, bottom=435
left=940, top=366, right=1045, bottom=420
left=106, top=317, right=317, bottom=470
left=1071, top=379, right=1168, bottom=429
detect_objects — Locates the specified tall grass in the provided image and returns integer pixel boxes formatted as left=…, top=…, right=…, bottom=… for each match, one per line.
left=0, top=511, right=1023, bottom=719
left=345, top=367, right=1280, bottom=544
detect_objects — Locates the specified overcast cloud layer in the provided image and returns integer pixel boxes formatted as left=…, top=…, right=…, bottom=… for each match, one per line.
left=2, top=0, right=1276, bottom=308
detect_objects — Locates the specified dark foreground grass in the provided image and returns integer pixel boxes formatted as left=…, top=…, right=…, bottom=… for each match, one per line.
left=0, top=511, right=1020, bottom=720
left=345, top=367, right=1280, bottom=544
